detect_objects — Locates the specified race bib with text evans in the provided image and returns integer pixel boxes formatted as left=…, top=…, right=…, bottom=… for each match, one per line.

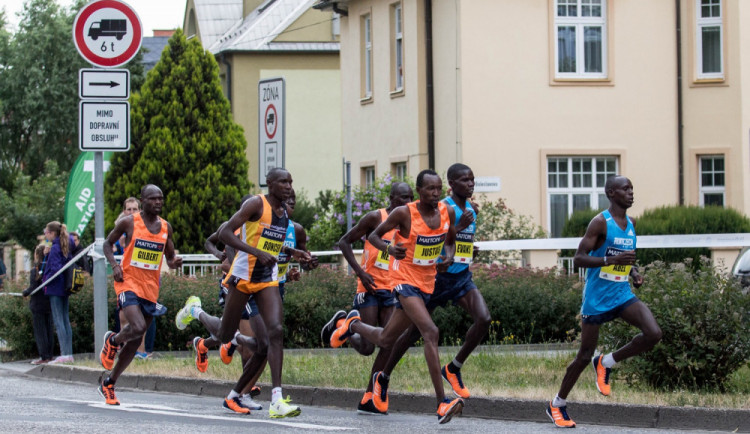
left=130, top=238, right=164, bottom=270
left=454, top=231, right=474, bottom=264
left=413, top=233, right=447, bottom=266
left=599, top=247, right=632, bottom=282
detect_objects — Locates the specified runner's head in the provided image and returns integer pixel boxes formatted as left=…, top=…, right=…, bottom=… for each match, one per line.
left=604, top=175, right=634, bottom=209
left=266, top=168, right=293, bottom=202
left=415, top=169, right=442, bottom=207
left=447, top=163, right=474, bottom=200
left=286, top=188, right=297, bottom=217
left=140, top=184, right=164, bottom=215
left=389, top=182, right=413, bottom=209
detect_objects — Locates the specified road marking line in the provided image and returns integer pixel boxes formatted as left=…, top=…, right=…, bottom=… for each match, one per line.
left=51, top=398, right=353, bottom=431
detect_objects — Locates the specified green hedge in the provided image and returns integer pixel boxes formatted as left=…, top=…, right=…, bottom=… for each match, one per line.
left=1, top=265, right=582, bottom=358
left=601, top=258, right=750, bottom=391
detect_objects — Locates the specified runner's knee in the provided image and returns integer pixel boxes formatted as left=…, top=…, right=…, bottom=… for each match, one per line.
left=420, top=324, right=439, bottom=345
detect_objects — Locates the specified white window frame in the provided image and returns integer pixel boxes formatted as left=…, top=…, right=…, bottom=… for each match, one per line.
left=363, top=166, right=376, bottom=188
left=554, top=0, right=608, bottom=79
left=393, top=3, right=404, bottom=91
left=699, top=155, right=725, bottom=206
left=547, top=156, right=618, bottom=237
left=393, top=161, right=407, bottom=179
left=695, top=0, right=723, bottom=80
left=363, top=14, right=373, bottom=99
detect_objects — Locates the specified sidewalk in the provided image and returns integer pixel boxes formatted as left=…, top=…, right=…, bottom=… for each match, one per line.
left=1, top=357, right=748, bottom=432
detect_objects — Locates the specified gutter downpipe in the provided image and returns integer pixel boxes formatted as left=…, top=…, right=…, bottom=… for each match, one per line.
left=221, top=52, right=232, bottom=105
left=425, top=0, right=435, bottom=169
left=676, top=0, right=684, bottom=205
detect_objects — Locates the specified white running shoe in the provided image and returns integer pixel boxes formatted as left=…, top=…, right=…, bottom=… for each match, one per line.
left=269, top=396, right=301, bottom=418
left=239, top=394, right=263, bottom=410
left=175, top=296, right=201, bottom=330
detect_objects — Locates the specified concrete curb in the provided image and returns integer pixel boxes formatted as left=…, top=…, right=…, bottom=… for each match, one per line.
left=24, top=363, right=750, bottom=432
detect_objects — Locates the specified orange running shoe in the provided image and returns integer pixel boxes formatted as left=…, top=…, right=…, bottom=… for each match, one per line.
left=220, top=342, right=236, bottom=365
left=250, top=385, right=261, bottom=397
left=592, top=355, right=611, bottom=396
left=358, top=391, right=386, bottom=415
left=99, top=331, right=119, bottom=371
left=330, top=310, right=360, bottom=348
left=98, top=377, right=120, bottom=405
left=321, top=310, right=346, bottom=347
left=371, top=371, right=389, bottom=414
left=223, top=396, right=251, bottom=414
left=436, top=397, right=464, bottom=424
left=193, top=337, right=208, bottom=373
left=441, top=363, right=470, bottom=399
left=546, top=401, right=576, bottom=428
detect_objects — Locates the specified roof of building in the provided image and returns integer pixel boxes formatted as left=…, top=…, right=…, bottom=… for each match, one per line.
left=191, top=0, right=339, bottom=54
left=142, top=36, right=171, bottom=71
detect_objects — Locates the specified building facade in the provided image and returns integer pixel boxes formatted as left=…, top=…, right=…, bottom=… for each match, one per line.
left=315, top=0, right=750, bottom=237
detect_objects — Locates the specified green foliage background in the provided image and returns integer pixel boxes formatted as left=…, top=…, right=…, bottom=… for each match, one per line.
left=104, top=30, right=251, bottom=253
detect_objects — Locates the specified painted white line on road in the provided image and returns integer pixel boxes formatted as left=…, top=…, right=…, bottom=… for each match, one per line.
left=51, top=398, right=353, bottom=431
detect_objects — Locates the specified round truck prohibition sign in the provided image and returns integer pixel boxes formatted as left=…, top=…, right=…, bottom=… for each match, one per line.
left=73, top=0, right=142, bottom=68
left=265, top=104, right=278, bottom=139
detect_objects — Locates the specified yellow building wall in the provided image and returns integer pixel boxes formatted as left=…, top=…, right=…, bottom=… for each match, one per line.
left=274, top=9, right=339, bottom=42
left=339, top=0, right=427, bottom=185
left=226, top=53, right=341, bottom=196
left=458, top=0, right=679, bottom=232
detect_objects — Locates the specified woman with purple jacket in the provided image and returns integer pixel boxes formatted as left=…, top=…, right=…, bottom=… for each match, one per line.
left=43, top=221, right=75, bottom=364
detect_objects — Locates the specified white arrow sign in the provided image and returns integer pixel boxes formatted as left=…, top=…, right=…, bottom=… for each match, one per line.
left=79, top=68, right=130, bottom=99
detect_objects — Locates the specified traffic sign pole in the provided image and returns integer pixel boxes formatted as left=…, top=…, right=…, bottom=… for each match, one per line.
left=93, top=152, right=108, bottom=357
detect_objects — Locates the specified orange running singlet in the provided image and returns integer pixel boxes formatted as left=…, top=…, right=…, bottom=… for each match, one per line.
left=114, top=212, right=169, bottom=303
left=390, top=201, right=449, bottom=294
left=356, top=209, right=397, bottom=294
left=226, top=194, right=288, bottom=284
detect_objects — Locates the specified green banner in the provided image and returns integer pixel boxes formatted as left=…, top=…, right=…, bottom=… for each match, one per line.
left=64, top=152, right=112, bottom=234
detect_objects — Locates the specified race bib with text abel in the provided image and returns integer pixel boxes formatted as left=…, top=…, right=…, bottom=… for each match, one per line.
left=413, top=233, right=446, bottom=266
left=599, top=247, right=632, bottom=282
left=130, top=238, right=164, bottom=270
left=454, top=231, right=474, bottom=264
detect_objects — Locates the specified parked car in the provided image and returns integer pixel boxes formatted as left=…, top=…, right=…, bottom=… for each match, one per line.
left=732, top=248, right=750, bottom=291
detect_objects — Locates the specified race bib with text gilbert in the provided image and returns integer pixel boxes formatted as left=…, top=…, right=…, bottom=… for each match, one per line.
left=454, top=231, right=474, bottom=264
left=599, top=247, right=632, bottom=282
left=257, top=226, right=286, bottom=258
left=130, top=238, right=165, bottom=270
left=413, top=233, right=446, bottom=266
left=375, top=239, right=391, bottom=270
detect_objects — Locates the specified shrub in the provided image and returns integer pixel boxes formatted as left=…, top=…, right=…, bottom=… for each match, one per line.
left=473, top=265, right=581, bottom=343
left=474, top=196, right=547, bottom=265
left=600, top=258, right=750, bottom=391
left=635, top=205, right=750, bottom=267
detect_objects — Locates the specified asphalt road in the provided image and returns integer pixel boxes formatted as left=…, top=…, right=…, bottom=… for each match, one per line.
left=0, top=368, right=726, bottom=433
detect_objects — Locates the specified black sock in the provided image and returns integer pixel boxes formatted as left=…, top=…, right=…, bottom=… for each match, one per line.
left=379, top=373, right=390, bottom=383
left=102, top=376, right=115, bottom=387
left=109, top=335, right=117, bottom=346
left=448, top=361, right=460, bottom=373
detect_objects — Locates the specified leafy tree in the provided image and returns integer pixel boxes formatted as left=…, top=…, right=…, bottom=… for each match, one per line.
left=0, top=161, right=67, bottom=251
left=105, top=29, right=251, bottom=253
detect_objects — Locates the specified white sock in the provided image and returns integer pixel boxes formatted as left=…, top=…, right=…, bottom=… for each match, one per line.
left=227, top=389, right=239, bottom=400
left=602, top=353, right=616, bottom=368
left=271, top=387, right=282, bottom=404
left=552, top=395, right=566, bottom=408
left=190, top=306, right=204, bottom=319
left=451, top=358, right=463, bottom=368
left=231, top=331, right=240, bottom=346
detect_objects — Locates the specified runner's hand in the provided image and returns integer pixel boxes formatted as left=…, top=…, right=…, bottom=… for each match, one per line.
left=168, top=256, right=183, bottom=269
left=436, top=255, right=454, bottom=273
left=389, top=242, right=407, bottom=260
left=287, top=268, right=301, bottom=282
left=112, top=264, right=124, bottom=282
left=611, top=251, right=636, bottom=266
left=357, top=270, right=377, bottom=294
left=256, top=251, right=277, bottom=266
left=291, top=248, right=311, bottom=263
left=457, top=207, right=475, bottom=229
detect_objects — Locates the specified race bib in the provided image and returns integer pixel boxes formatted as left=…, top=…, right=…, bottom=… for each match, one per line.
left=599, top=247, right=632, bottom=282
left=277, top=262, right=289, bottom=279
left=257, top=226, right=285, bottom=257
left=454, top=231, right=474, bottom=264
left=413, top=233, right=446, bottom=266
left=130, top=238, right=164, bottom=270
left=375, top=240, right=391, bottom=270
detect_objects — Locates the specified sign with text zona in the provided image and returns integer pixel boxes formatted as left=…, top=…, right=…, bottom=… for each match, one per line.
left=73, top=0, right=143, bottom=68
left=258, top=77, right=285, bottom=187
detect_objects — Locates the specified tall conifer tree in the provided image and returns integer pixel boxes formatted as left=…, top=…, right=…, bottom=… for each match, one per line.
left=105, top=29, right=251, bottom=252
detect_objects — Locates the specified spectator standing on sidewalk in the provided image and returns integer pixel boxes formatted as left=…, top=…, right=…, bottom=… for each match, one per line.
left=42, top=221, right=75, bottom=364
left=23, top=245, right=55, bottom=364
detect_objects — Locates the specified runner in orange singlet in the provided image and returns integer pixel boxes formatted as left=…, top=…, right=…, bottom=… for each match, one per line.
left=326, top=170, right=464, bottom=424
left=99, top=184, right=183, bottom=405
left=321, top=182, right=413, bottom=414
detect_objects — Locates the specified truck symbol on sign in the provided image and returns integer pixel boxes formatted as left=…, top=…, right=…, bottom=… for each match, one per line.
left=266, top=112, right=275, bottom=126
left=88, top=20, right=127, bottom=40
